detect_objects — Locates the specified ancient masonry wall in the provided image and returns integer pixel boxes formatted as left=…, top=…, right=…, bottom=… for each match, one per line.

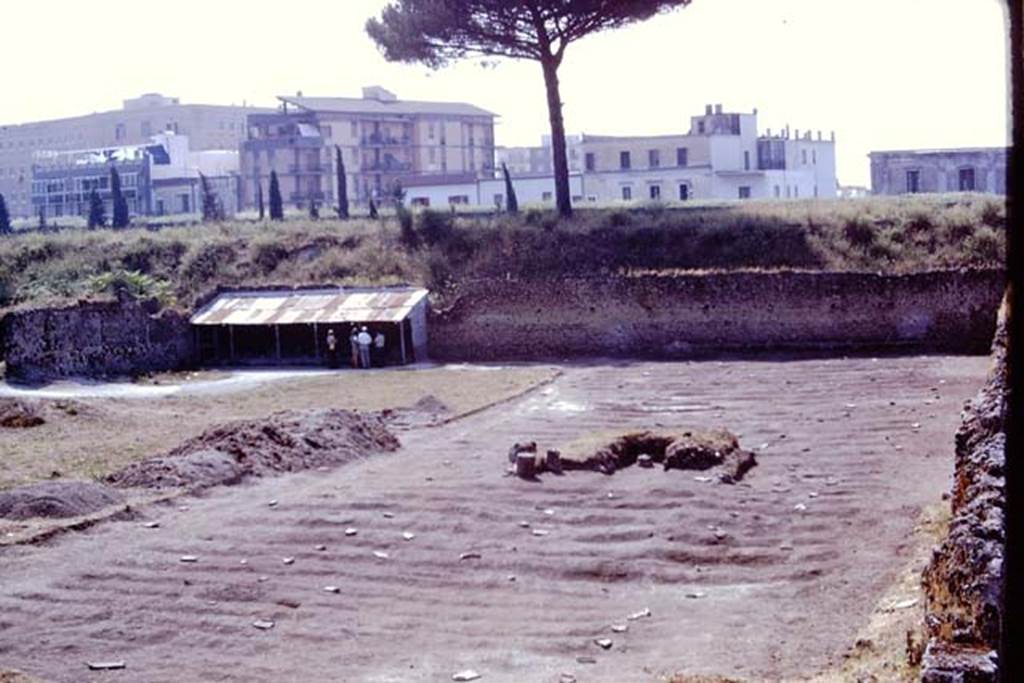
left=920, top=299, right=1007, bottom=681
left=428, top=269, right=1005, bottom=360
left=0, top=298, right=193, bottom=382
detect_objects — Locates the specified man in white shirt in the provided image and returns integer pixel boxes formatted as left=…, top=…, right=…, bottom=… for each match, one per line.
left=373, top=331, right=386, bottom=367
left=357, top=326, right=373, bottom=369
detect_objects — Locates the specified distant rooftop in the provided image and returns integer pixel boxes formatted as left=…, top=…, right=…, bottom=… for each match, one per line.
left=279, top=86, right=496, bottom=118
left=869, top=146, right=1009, bottom=157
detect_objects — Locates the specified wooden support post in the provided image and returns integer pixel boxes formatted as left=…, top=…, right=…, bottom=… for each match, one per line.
left=274, top=325, right=282, bottom=360
left=228, top=325, right=235, bottom=362
left=399, top=321, right=407, bottom=365
left=313, top=322, right=320, bottom=359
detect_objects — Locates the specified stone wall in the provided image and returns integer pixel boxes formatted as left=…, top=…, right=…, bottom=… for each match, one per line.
left=920, top=298, right=1007, bottom=681
left=0, top=298, right=193, bottom=382
left=429, top=269, right=1004, bottom=360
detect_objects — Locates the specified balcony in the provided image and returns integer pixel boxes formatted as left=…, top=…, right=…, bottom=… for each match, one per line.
left=361, top=133, right=411, bottom=147
left=288, top=164, right=325, bottom=174
left=290, top=191, right=326, bottom=202
left=362, top=160, right=413, bottom=173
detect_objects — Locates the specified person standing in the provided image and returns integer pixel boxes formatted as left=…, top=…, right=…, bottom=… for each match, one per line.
left=373, top=330, right=386, bottom=367
left=349, top=328, right=360, bottom=369
left=325, top=329, right=338, bottom=369
left=357, top=326, right=373, bottom=369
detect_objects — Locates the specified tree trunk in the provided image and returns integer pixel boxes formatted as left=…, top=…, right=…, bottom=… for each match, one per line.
left=541, top=57, right=572, bottom=218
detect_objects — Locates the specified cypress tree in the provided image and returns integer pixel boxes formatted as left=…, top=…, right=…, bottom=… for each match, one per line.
left=110, top=167, right=130, bottom=228
left=38, top=206, right=47, bottom=232
left=257, top=183, right=265, bottom=221
left=502, top=163, right=518, bottom=214
left=335, top=145, right=349, bottom=219
left=368, top=198, right=378, bottom=219
left=0, top=193, right=10, bottom=235
left=268, top=170, right=284, bottom=221
left=87, top=189, right=106, bottom=229
left=309, top=200, right=320, bottom=220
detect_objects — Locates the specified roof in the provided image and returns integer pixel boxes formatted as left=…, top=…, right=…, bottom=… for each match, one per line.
left=279, top=96, right=496, bottom=119
left=190, top=287, right=429, bottom=326
left=869, top=146, right=1009, bottom=157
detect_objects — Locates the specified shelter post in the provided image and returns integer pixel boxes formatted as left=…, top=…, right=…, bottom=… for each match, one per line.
left=399, top=321, right=407, bottom=365
left=228, top=325, right=235, bottom=361
left=274, top=325, right=282, bottom=360
left=313, top=322, right=320, bottom=358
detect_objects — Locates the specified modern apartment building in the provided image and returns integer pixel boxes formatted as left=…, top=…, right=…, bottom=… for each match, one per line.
left=31, top=133, right=240, bottom=220
left=868, top=147, right=1007, bottom=195
left=0, top=93, right=266, bottom=218
left=410, top=104, right=837, bottom=207
left=239, top=86, right=496, bottom=209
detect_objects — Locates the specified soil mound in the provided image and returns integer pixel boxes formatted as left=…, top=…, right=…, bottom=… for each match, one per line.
left=536, top=428, right=755, bottom=483
left=0, top=481, right=124, bottom=520
left=106, top=409, right=400, bottom=490
left=380, top=394, right=452, bottom=428
left=0, top=399, right=45, bottom=429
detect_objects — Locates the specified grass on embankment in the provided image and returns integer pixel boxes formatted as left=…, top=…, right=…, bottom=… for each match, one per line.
left=0, top=193, right=1005, bottom=312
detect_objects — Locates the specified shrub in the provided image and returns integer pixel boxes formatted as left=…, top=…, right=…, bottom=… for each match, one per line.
left=181, top=242, right=237, bottom=286
left=941, top=207, right=976, bottom=243
left=87, top=269, right=175, bottom=306
left=905, top=209, right=934, bottom=234
left=842, top=217, right=875, bottom=247
left=963, top=227, right=1003, bottom=266
left=251, top=240, right=289, bottom=274
left=416, top=209, right=454, bottom=246
left=396, top=205, right=418, bottom=249
left=980, top=199, right=1005, bottom=228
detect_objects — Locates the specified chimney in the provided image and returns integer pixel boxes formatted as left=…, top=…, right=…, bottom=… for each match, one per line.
left=714, top=104, right=723, bottom=114
left=766, top=127, right=772, bottom=137
left=817, top=130, right=822, bottom=141
left=705, top=104, right=713, bottom=115
left=297, top=90, right=303, bottom=97
left=753, top=107, right=758, bottom=115
left=831, top=130, right=836, bottom=141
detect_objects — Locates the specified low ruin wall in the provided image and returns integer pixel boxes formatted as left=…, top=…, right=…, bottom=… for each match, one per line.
left=920, top=298, right=1007, bottom=681
left=429, top=269, right=1004, bottom=360
left=0, top=298, right=193, bottom=383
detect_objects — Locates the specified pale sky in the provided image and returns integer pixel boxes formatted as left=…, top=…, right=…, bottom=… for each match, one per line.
left=1, top=0, right=1010, bottom=186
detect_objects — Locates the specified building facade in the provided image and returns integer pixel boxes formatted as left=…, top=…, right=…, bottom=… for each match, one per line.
left=418, top=104, right=837, bottom=208
left=30, top=133, right=240, bottom=220
left=239, top=86, right=496, bottom=210
left=869, top=147, right=1007, bottom=195
left=0, top=93, right=265, bottom=218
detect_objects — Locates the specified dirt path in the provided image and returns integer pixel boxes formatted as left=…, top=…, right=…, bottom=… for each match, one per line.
left=0, top=355, right=987, bottom=682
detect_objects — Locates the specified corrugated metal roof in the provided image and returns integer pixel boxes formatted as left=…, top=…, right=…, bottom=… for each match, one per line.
left=190, top=287, right=429, bottom=326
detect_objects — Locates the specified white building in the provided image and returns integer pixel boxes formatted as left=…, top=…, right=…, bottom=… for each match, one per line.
left=403, top=172, right=584, bottom=209
left=466, top=104, right=837, bottom=209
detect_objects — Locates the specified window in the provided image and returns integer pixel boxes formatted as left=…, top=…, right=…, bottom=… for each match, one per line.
left=141, top=120, right=152, bottom=137
left=411, top=197, right=430, bottom=207
left=648, top=149, right=660, bottom=168
left=321, top=125, right=332, bottom=139
left=542, top=191, right=553, bottom=201
left=906, top=170, right=920, bottom=193
left=679, top=184, right=689, bottom=201
left=620, top=151, right=631, bottom=170
left=493, top=194, right=504, bottom=208
left=814, top=185, right=819, bottom=198
left=621, top=186, right=632, bottom=200
left=428, top=123, right=435, bottom=140
left=958, top=167, right=976, bottom=191
left=649, top=184, right=661, bottom=200
left=812, top=150, right=817, bottom=164
left=428, top=148, right=436, bottom=164
left=794, top=186, right=800, bottom=198
left=676, top=147, right=688, bottom=167
left=351, top=121, right=358, bottom=137
left=115, top=123, right=126, bottom=142
left=786, top=185, right=791, bottom=198
left=698, top=121, right=705, bottom=134
left=585, top=152, right=596, bottom=171
left=447, top=195, right=469, bottom=205
left=179, top=194, right=190, bottom=213
left=774, top=185, right=780, bottom=198
left=738, top=186, right=751, bottom=199
left=744, top=150, right=750, bottom=171
left=802, top=149, right=808, bottom=165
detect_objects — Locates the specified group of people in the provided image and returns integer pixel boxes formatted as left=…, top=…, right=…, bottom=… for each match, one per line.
left=324, top=326, right=386, bottom=369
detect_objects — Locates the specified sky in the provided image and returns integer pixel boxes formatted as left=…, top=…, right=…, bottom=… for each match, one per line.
left=0, top=0, right=1010, bottom=187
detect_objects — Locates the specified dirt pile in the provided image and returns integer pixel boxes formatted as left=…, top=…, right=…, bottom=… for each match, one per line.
left=106, top=409, right=400, bottom=490
left=525, top=428, right=756, bottom=483
left=0, top=481, right=124, bottom=520
left=380, top=394, right=452, bottom=428
left=0, top=399, right=44, bottom=428
left=920, top=298, right=1007, bottom=680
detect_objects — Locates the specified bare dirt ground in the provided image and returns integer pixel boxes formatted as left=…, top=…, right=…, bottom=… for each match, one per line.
left=0, top=365, right=558, bottom=490
left=0, top=354, right=987, bottom=682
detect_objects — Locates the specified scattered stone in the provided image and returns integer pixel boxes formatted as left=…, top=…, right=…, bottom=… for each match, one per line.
left=594, top=638, right=613, bottom=650
left=637, top=453, right=654, bottom=468
left=345, top=528, right=358, bottom=536
left=323, top=586, right=341, bottom=594
left=531, top=529, right=549, bottom=537
left=610, top=624, right=628, bottom=633
left=268, top=500, right=278, bottom=508
left=452, top=670, right=482, bottom=681
left=373, top=551, right=390, bottom=560
left=507, top=575, right=516, bottom=582
left=460, top=552, right=482, bottom=561
left=626, top=608, right=651, bottom=621
left=86, top=661, right=126, bottom=671
left=686, top=591, right=707, bottom=599
left=143, top=521, right=160, bottom=529
left=382, top=512, right=395, bottom=519
left=793, top=503, right=808, bottom=512
left=239, top=559, right=248, bottom=565
left=560, top=674, right=578, bottom=683
left=518, top=521, right=531, bottom=528
left=402, top=532, right=416, bottom=541
left=314, top=544, right=327, bottom=551
left=179, top=555, right=199, bottom=563
left=576, top=656, right=597, bottom=664
left=713, top=531, right=728, bottom=541
left=276, top=599, right=300, bottom=609
left=809, top=492, right=819, bottom=498
left=258, top=576, right=269, bottom=583
left=889, top=598, right=919, bottom=611
left=693, top=476, right=712, bottom=483
left=780, top=543, right=794, bottom=551
left=252, top=619, right=275, bottom=630
left=282, top=557, right=295, bottom=565
left=543, top=508, right=555, bottom=516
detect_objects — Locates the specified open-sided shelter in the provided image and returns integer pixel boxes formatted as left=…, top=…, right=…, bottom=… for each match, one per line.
left=190, top=286, right=429, bottom=366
